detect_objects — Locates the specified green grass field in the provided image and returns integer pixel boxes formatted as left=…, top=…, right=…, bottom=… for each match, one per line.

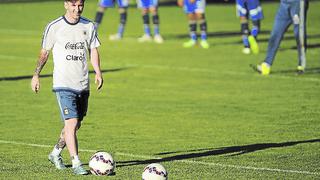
left=0, top=1, right=320, bottom=179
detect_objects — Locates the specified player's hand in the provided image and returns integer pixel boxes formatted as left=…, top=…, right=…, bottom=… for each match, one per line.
left=177, top=0, right=183, bottom=7
left=95, top=73, right=103, bottom=90
left=189, top=0, right=196, bottom=4
left=31, top=75, right=40, bottom=93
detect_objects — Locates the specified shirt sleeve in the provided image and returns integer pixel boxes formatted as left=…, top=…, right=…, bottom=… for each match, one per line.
left=41, top=23, right=55, bottom=50
left=89, top=24, right=101, bottom=49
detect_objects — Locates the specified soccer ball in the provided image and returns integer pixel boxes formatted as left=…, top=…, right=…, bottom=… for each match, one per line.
left=142, top=163, right=168, bottom=180
left=89, top=151, right=115, bottom=176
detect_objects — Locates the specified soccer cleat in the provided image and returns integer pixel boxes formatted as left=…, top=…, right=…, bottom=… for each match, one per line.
left=297, top=65, right=305, bottom=75
left=183, top=39, right=196, bottom=48
left=242, top=47, right=251, bottom=54
left=73, top=165, right=88, bottom=175
left=256, top=62, right=271, bottom=75
left=248, top=35, right=259, bottom=54
left=109, top=34, right=122, bottom=41
left=138, top=34, right=152, bottom=42
left=154, top=34, right=164, bottom=44
left=200, top=40, right=210, bottom=49
left=48, top=154, right=66, bottom=170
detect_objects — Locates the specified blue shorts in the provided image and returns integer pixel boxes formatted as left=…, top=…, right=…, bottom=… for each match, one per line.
left=99, top=0, right=129, bottom=8
left=137, top=0, right=158, bottom=9
left=55, top=90, right=89, bottom=121
left=183, top=0, right=206, bottom=14
left=236, top=0, right=263, bottom=20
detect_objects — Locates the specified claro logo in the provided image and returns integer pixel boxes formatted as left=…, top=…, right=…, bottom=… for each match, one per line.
left=65, top=42, right=85, bottom=50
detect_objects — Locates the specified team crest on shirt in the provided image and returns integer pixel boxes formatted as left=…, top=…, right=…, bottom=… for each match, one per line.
left=63, top=107, right=69, bottom=115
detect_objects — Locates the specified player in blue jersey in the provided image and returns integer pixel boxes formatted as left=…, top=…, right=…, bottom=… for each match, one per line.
left=236, top=0, right=263, bottom=54
left=255, top=0, right=309, bottom=75
left=178, top=0, right=209, bottom=49
left=136, top=0, right=164, bottom=43
left=94, top=0, right=129, bottom=40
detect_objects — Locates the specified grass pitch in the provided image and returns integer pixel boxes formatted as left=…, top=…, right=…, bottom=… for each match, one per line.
left=0, top=1, right=320, bottom=179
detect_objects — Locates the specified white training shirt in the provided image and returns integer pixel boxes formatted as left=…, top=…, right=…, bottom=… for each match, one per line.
left=42, top=16, right=100, bottom=93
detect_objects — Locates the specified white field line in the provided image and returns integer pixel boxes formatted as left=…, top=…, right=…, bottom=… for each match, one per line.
left=0, top=140, right=319, bottom=176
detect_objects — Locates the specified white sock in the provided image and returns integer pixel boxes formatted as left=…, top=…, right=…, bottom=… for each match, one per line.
left=72, top=155, right=81, bottom=168
left=51, top=145, right=63, bottom=156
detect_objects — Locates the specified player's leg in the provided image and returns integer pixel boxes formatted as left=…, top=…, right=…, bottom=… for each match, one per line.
left=236, top=0, right=250, bottom=54
left=110, top=0, right=129, bottom=40
left=240, top=16, right=251, bottom=54
left=197, top=13, right=209, bottom=49
left=63, top=118, right=87, bottom=175
left=291, top=0, right=308, bottom=73
left=94, top=0, right=113, bottom=29
left=150, top=6, right=164, bottom=43
left=48, top=129, right=66, bottom=169
left=54, top=91, right=88, bottom=175
left=183, top=13, right=197, bottom=48
left=195, top=0, right=209, bottom=49
left=138, top=8, right=152, bottom=42
left=247, top=0, right=263, bottom=54
left=256, top=2, right=291, bottom=75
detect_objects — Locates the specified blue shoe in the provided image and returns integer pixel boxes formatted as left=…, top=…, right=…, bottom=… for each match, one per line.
left=48, top=154, right=66, bottom=170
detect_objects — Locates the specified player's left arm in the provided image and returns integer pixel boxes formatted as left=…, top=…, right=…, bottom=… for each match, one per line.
left=90, top=47, right=103, bottom=90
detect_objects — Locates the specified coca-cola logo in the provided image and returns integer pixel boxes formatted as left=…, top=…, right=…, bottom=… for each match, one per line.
left=65, top=42, right=85, bottom=50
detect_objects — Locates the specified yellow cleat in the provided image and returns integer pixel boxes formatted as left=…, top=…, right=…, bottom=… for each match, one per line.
left=200, top=40, right=210, bottom=49
left=257, top=62, right=271, bottom=75
left=248, top=35, right=259, bottom=54
left=183, top=40, right=196, bottom=48
left=297, top=65, right=305, bottom=75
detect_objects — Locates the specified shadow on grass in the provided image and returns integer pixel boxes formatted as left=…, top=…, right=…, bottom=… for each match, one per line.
left=272, top=67, right=320, bottom=75
left=117, top=139, right=320, bottom=167
left=0, top=67, right=132, bottom=81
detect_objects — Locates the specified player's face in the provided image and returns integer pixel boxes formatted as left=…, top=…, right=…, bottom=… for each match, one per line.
left=64, top=0, right=84, bottom=21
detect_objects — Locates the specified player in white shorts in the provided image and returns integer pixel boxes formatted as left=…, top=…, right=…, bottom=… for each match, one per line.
left=94, top=0, right=130, bottom=40
left=31, top=0, right=103, bottom=175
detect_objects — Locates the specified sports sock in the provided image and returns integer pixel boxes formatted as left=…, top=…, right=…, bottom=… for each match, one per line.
left=72, top=155, right=81, bottom=168
left=118, top=11, right=127, bottom=37
left=94, top=11, right=104, bottom=29
left=189, top=20, right=197, bottom=41
left=51, top=138, right=66, bottom=156
left=241, top=22, right=250, bottom=47
left=143, top=14, right=151, bottom=36
left=152, top=15, right=160, bottom=35
left=251, top=20, right=260, bottom=39
left=199, top=19, right=207, bottom=40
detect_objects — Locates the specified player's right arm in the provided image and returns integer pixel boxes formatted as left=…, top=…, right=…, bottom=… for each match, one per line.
left=31, top=49, right=50, bottom=93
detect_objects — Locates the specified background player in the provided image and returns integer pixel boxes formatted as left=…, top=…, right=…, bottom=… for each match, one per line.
left=256, top=0, right=309, bottom=75
left=178, top=0, right=209, bottom=49
left=94, top=0, right=129, bottom=40
left=136, top=0, right=164, bottom=43
left=31, top=0, right=103, bottom=175
left=236, top=0, right=263, bottom=54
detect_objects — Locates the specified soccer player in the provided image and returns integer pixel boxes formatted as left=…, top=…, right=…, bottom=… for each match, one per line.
left=236, top=0, right=263, bottom=54
left=256, top=0, right=308, bottom=75
left=31, top=0, right=103, bottom=175
left=136, top=0, right=164, bottom=43
left=178, top=0, right=209, bottom=49
left=94, top=0, right=129, bottom=40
